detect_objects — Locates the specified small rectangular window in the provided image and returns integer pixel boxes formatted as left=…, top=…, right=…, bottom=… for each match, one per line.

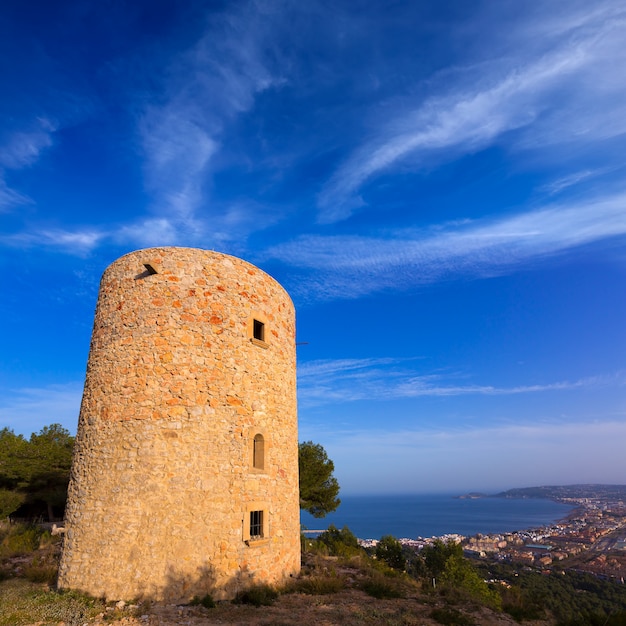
left=253, top=319, right=265, bottom=342
left=250, top=510, right=264, bottom=539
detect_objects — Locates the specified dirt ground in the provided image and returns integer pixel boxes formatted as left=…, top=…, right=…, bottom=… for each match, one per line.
left=91, top=589, right=542, bottom=626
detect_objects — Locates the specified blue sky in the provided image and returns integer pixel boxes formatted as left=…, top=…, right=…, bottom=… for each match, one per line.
left=1, top=0, right=625, bottom=494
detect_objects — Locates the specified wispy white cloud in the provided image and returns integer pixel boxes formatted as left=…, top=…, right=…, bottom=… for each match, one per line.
left=297, top=357, right=620, bottom=406
left=0, top=118, right=57, bottom=170
left=0, top=382, right=82, bottom=436
left=318, top=2, right=626, bottom=221
left=137, top=1, right=286, bottom=237
left=0, top=179, right=30, bottom=212
left=269, top=192, right=626, bottom=300
left=540, top=169, right=607, bottom=195
left=0, top=118, right=57, bottom=213
left=0, top=199, right=282, bottom=255
left=115, top=218, right=182, bottom=249
left=0, top=228, right=107, bottom=256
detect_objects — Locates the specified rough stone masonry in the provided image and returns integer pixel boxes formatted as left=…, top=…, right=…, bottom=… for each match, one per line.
left=58, top=247, right=301, bottom=601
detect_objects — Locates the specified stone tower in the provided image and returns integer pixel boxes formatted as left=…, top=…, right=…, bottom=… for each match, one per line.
left=58, top=247, right=300, bottom=601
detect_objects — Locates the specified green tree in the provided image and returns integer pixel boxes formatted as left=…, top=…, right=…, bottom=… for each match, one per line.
left=0, top=428, right=29, bottom=518
left=421, top=539, right=500, bottom=609
left=0, top=424, right=74, bottom=520
left=376, top=535, right=405, bottom=571
left=0, top=428, right=28, bottom=487
left=422, top=539, right=462, bottom=578
left=440, top=555, right=501, bottom=609
left=315, top=524, right=362, bottom=557
left=26, top=424, right=74, bottom=520
left=298, top=441, right=340, bottom=518
left=0, top=489, right=25, bottom=520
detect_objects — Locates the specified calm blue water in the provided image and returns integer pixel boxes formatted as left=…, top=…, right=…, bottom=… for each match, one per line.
left=300, top=494, right=574, bottom=539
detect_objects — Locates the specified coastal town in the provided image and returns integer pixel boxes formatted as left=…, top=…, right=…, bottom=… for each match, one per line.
left=359, top=485, right=626, bottom=581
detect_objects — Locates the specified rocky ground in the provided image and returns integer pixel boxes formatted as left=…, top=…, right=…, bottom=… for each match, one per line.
left=77, top=588, right=540, bottom=626
left=1, top=552, right=554, bottom=626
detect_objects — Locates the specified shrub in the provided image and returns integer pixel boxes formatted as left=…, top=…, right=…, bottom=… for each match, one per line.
left=287, top=575, right=345, bottom=595
left=0, top=524, right=43, bottom=556
left=430, top=607, right=475, bottom=625
left=24, top=563, right=57, bottom=585
left=375, top=535, right=406, bottom=571
left=313, top=525, right=363, bottom=557
left=190, top=593, right=216, bottom=608
left=439, top=558, right=501, bottom=610
left=234, top=583, right=279, bottom=606
left=359, top=571, right=407, bottom=599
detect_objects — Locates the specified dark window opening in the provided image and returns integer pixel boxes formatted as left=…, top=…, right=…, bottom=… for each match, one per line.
left=253, top=319, right=265, bottom=342
left=135, top=264, right=158, bottom=280
left=253, top=434, right=265, bottom=470
left=250, top=510, right=264, bottom=539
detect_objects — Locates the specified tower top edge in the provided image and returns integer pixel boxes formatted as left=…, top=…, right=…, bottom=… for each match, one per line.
left=103, top=247, right=293, bottom=303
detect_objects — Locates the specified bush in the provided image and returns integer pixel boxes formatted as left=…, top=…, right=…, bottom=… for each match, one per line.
left=358, top=567, right=415, bottom=600
left=234, top=584, right=279, bottom=606
left=430, top=607, right=475, bottom=625
left=360, top=576, right=405, bottom=599
left=23, top=564, right=58, bottom=584
left=190, top=593, right=216, bottom=608
left=375, top=535, right=405, bottom=571
left=0, top=524, right=43, bottom=556
left=286, top=575, right=345, bottom=595
left=313, top=525, right=363, bottom=557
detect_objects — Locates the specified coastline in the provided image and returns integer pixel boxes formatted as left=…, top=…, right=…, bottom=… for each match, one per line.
left=301, top=492, right=575, bottom=540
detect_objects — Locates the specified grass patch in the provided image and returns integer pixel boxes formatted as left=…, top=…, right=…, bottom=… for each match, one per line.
left=359, top=575, right=406, bottom=599
left=234, top=583, right=279, bottom=606
left=23, top=563, right=58, bottom=584
left=0, top=579, right=106, bottom=626
left=0, top=524, right=46, bottom=556
left=286, top=575, right=345, bottom=594
left=430, top=607, right=475, bottom=626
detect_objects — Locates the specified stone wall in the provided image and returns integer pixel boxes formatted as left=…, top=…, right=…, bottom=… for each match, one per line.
left=58, top=247, right=300, bottom=601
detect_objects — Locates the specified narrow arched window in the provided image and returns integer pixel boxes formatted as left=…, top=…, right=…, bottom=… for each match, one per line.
left=253, top=434, right=265, bottom=470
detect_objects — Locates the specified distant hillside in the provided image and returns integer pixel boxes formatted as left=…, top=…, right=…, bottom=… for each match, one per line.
left=496, top=484, right=626, bottom=500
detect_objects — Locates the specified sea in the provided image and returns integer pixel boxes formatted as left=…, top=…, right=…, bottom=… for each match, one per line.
left=300, top=494, right=575, bottom=540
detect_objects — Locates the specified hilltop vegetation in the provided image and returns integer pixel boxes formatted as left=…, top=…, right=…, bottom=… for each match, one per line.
left=2, top=426, right=626, bottom=624
left=0, top=425, right=74, bottom=521
left=3, top=521, right=626, bottom=625
left=497, top=485, right=626, bottom=501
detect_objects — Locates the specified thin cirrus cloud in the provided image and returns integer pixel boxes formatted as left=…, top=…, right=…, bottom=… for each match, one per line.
left=297, top=358, right=617, bottom=407
left=0, top=118, right=57, bottom=212
left=137, top=2, right=284, bottom=227
left=0, top=119, right=57, bottom=170
left=317, top=3, right=626, bottom=222
left=0, top=181, right=30, bottom=213
left=0, top=228, right=107, bottom=256
left=0, top=201, right=280, bottom=256
left=268, top=191, right=626, bottom=301
left=539, top=169, right=608, bottom=195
